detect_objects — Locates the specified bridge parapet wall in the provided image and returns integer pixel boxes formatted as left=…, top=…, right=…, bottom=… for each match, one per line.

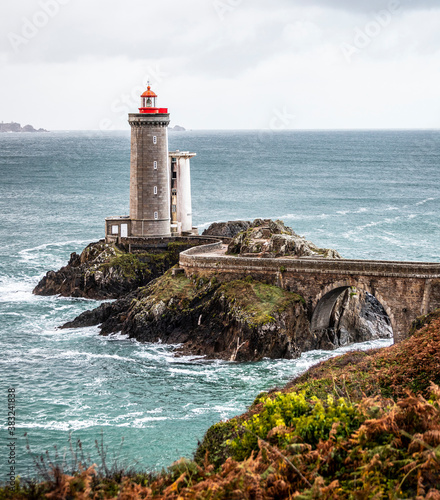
left=180, top=251, right=440, bottom=278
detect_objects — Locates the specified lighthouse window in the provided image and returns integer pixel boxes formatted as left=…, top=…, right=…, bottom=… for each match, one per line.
left=153, top=161, right=157, bottom=169
left=111, top=225, right=119, bottom=235
left=172, top=205, right=177, bottom=213
left=154, top=211, right=158, bottom=220
left=154, top=186, right=157, bottom=195
left=153, top=136, right=157, bottom=144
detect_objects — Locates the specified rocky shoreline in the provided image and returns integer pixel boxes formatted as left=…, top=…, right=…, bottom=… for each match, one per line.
left=35, top=219, right=392, bottom=361
left=33, top=239, right=203, bottom=300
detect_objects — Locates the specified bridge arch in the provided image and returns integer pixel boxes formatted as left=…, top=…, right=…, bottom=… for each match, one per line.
left=310, top=280, right=396, bottom=342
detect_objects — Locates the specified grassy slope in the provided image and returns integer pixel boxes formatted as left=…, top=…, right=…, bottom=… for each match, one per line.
left=3, top=312, right=440, bottom=499
left=132, top=272, right=304, bottom=328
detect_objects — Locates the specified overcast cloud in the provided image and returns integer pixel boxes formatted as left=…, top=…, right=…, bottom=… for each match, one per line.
left=1, top=0, right=439, bottom=130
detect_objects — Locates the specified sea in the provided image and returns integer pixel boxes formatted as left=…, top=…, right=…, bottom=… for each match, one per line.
left=0, top=129, right=439, bottom=481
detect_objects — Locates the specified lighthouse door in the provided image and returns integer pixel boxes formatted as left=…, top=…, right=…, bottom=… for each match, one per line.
left=121, top=224, right=128, bottom=238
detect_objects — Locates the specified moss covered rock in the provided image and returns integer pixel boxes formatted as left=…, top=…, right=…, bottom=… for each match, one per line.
left=228, top=219, right=342, bottom=259
left=63, top=271, right=310, bottom=361
left=33, top=240, right=199, bottom=300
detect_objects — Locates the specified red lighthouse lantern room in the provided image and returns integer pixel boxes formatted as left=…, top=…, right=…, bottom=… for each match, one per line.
left=139, top=83, right=168, bottom=114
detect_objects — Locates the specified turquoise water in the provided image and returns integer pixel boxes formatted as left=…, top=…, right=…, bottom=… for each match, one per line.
left=0, top=130, right=438, bottom=480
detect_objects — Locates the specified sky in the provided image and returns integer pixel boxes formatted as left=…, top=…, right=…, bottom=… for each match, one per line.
left=1, top=0, right=440, bottom=130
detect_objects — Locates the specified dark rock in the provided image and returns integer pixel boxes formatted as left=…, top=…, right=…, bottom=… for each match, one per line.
left=315, top=289, right=393, bottom=350
left=62, top=272, right=310, bottom=362
left=55, top=220, right=390, bottom=360
left=22, top=124, right=37, bottom=132
left=62, top=292, right=135, bottom=331
left=202, top=221, right=251, bottom=239
left=33, top=240, right=194, bottom=300
left=68, top=252, right=81, bottom=267
left=227, top=219, right=342, bottom=258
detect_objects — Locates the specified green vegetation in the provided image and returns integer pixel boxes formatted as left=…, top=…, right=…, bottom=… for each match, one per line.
left=229, top=391, right=362, bottom=461
left=132, top=272, right=305, bottom=328
left=95, top=241, right=196, bottom=282
left=220, top=278, right=304, bottom=326
left=138, top=270, right=202, bottom=309
left=99, top=253, right=152, bottom=280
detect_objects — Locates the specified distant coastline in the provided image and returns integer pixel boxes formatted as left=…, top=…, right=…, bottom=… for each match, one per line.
left=169, top=124, right=186, bottom=131
left=0, top=121, right=48, bottom=133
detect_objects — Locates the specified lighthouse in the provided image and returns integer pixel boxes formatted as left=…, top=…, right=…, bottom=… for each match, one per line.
left=105, top=84, right=197, bottom=241
left=128, top=84, right=171, bottom=237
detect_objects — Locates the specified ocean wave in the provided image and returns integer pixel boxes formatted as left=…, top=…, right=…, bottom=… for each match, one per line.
left=9, top=418, right=170, bottom=431
left=415, top=197, right=435, bottom=206
left=0, top=277, right=36, bottom=303
left=134, top=345, right=206, bottom=364
left=271, top=213, right=331, bottom=221
left=19, top=240, right=90, bottom=259
left=196, top=220, right=225, bottom=231
left=106, top=331, right=130, bottom=341
left=336, top=207, right=368, bottom=215
left=49, top=350, right=135, bottom=363
left=169, top=367, right=212, bottom=377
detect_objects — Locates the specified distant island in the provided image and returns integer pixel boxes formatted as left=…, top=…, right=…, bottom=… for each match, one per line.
left=0, top=121, right=48, bottom=133
left=169, top=125, right=186, bottom=131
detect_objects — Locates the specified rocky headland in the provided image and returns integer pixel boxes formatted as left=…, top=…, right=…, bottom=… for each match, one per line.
left=33, top=239, right=203, bottom=300
left=63, top=271, right=309, bottom=361
left=169, top=125, right=186, bottom=131
left=0, top=121, right=48, bottom=133
left=33, top=219, right=392, bottom=361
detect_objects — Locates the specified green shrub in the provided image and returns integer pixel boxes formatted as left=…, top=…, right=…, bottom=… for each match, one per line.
left=230, top=391, right=362, bottom=461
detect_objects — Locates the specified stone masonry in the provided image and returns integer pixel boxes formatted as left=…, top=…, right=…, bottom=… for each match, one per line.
left=128, top=113, right=170, bottom=237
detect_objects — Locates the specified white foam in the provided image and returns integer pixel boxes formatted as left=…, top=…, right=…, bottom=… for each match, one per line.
left=38, top=326, right=100, bottom=340
left=0, top=277, right=35, bottom=303
left=196, top=220, right=225, bottom=231
left=51, top=350, right=134, bottom=363
left=169, top=367, right=210, bottom=376
left=415, top=197, right=435, bottom=206
left=19, top=240, right=90, bottom=261
left=273, top=213, right=330, bottom=221
left=106, top=331, right=130, bottom=341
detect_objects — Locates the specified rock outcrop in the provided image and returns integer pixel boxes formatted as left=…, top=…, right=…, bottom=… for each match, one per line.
left=33, top=240, right=198, bottom=300
left=314, top=289, right=393, bottom=350
left=63, top=271, right=311, bottom=362
left=62, top=268, right=392, bottom=361
left=202, top=220, right=251, bottom=239
left=228, top=219, right=342, bottom=259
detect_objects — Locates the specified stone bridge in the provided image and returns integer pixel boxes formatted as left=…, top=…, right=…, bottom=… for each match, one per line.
left=179, top=242, right=440, bottom=342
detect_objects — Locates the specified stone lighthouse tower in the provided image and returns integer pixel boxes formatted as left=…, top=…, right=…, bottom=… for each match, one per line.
left=128, top=84, right=171, bottom=237
left=105, top=83, right=197, bottom=242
